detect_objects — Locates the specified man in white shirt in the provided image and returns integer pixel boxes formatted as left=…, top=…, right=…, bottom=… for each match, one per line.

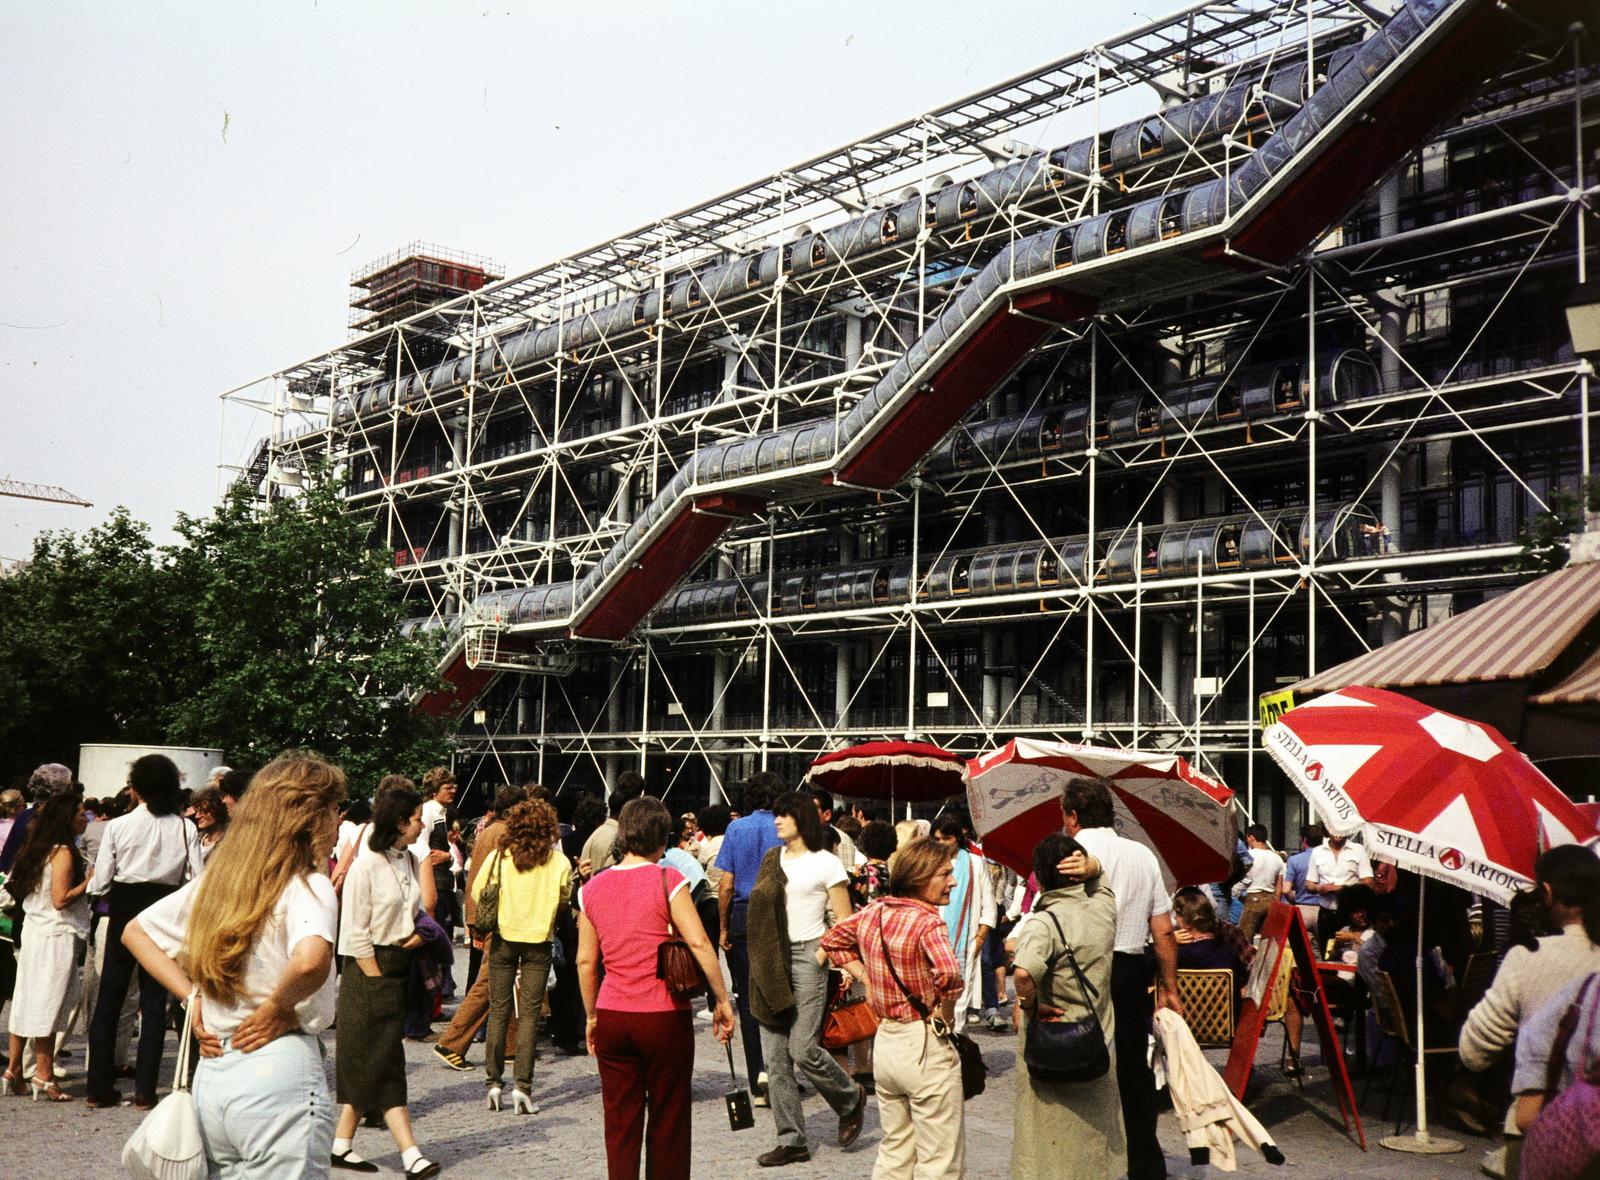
left=416, top=767, right=459, bottom=993
left=415, top=767, right=455, bottom=850
left=1233, top=824, right=1284, bottom=941
left=1305, top=834, right=1375, bottom=946
left=1060, top=775, right=1181, bottom=1180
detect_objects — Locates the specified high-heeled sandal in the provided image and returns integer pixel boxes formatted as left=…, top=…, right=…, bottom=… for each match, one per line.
left=2, top=1069, right=26, bottom=1097
left=486, top=1085, right=502, bottom=1111
left=511, top=1088, right=538, bottom=1115
left=29, top=1075, right=74, bottom=1103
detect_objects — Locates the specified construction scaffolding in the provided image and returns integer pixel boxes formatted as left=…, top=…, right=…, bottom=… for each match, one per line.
left=223, top=0, right=1597, bottom=840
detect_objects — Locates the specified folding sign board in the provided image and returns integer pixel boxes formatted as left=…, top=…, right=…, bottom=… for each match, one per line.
left=1223, top=901, right=1365, bottom=1149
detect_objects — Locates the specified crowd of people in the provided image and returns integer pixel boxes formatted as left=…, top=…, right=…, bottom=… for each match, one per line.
left=1, top=754, right=1597, bottom=1180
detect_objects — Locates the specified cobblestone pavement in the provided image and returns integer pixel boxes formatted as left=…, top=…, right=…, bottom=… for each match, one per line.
left=16, top=949, right=1497, bottom=1179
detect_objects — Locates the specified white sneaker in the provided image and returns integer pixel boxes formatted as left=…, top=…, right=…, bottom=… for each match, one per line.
left=752, top=1071, right=770, bottom=1108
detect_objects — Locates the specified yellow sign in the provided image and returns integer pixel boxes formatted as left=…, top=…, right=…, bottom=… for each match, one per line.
left=1258, top=689, right=1296, bottom=730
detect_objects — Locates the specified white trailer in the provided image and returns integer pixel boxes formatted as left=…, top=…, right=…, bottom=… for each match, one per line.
left=78, top=744, right=226, bottom=797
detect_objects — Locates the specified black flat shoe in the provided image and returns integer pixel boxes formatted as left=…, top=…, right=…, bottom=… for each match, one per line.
left=330, top=1150, right=379, bottom=1173
left=757, top=1145, right=811, bottom=1168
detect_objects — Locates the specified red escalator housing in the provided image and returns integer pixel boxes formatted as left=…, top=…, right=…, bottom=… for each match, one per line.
left=416, top=657, right=498, bottom=719
left=835, top=288, right=1096, bottom=489
left=572, top=492, right=766, bottom=641
left=1222, top=0, right=1533, bottom=265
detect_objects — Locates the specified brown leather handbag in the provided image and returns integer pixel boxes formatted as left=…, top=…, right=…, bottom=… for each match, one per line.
left=821, top=969, right=879, bottom=1050
left=655, top=868, right=709, bottom=998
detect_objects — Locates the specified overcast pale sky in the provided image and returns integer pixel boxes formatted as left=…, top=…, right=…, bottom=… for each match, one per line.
left=1, top=0, right=1155, bottom=563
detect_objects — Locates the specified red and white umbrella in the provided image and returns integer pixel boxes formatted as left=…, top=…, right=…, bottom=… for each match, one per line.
left=803, top=740, right=969, bottom=804
left=1263, top=685, right=1598, bottom=905
left=966, top=738, right=1237, bottom=888
left=1264, top=685, right=1600, bottom=1154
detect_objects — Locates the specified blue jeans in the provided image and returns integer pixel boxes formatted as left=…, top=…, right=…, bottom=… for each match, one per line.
left=193, top=1032, right=335, bottom=1179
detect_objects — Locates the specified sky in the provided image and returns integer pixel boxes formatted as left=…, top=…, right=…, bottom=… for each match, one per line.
left=0, top=0, right=1159, bottom=564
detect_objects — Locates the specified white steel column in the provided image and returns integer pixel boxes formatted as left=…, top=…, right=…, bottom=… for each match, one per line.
left=1160, top=480, right=1181, bottom=719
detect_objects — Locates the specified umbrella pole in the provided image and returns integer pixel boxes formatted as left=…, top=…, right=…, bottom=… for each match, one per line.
left=1379, top=876, right=1461, bottom=1154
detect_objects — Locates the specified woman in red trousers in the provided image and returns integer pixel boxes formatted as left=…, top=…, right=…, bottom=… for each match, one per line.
left=577, top=796, right=734, bottom=1179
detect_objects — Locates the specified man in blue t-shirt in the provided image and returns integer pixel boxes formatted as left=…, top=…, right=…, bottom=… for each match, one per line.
left=716, top=771, right=784, bottom=1101
left=1280, top=823, right=1324, bottom=935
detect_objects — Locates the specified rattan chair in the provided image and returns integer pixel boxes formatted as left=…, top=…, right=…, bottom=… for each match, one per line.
left=1176, top=968, right=1236, bottom=1050
left=1363, top=969, right=1459, bottom=1135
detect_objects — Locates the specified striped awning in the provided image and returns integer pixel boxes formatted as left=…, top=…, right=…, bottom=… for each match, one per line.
left=1532, top=644, right=1600, bottom=706
left=1290, top=561, right=1600, bottom=695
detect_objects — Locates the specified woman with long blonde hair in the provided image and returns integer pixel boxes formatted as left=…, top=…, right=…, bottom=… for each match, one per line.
left=471, top=796, right=570, bottom=1114
left=123, top=753, right=346, bottom=1178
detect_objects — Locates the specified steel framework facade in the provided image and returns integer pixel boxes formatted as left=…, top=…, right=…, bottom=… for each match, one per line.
left=224, top=0, right=1596, bottom=839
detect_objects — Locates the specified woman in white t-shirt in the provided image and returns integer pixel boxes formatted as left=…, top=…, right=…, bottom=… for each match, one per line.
left=746, top=792, right=864, bottom=1167
left=124, top=754, right=345, bottom=1179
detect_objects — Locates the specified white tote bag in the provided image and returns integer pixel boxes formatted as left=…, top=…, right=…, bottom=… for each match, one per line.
left=122, top=988, right=206, bottom=1180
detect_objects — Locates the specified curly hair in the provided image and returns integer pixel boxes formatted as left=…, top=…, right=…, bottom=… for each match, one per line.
left=501, top=798, right=560, bottom=871
left=189, top=786, right=229, bottom=830
left=421, top=766, right=455, bottom=798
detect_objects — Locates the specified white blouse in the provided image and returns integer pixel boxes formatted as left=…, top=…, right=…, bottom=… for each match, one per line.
left=337, top=846, right=420, bottom=959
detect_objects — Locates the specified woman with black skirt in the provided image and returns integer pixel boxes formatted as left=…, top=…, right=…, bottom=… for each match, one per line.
left=332, top=780, right=441, bottom=1178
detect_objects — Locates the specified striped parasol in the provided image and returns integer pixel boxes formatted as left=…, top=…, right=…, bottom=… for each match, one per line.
left=967, top=738, right=1237, bottom=888
left=803, top=740, right=969, bottom=804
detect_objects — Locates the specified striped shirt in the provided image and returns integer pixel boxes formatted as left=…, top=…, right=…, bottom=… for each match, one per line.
left=821, top=896, right=963, bottom=1022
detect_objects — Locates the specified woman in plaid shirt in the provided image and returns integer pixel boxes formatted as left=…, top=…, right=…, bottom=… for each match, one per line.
left=821, top=838, right=967, bottom=1180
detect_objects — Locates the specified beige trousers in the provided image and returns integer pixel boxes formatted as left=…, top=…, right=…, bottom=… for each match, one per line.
left=872, top=1018, right=965, bottom=1180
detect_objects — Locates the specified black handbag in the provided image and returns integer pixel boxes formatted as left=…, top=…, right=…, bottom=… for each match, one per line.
left=723, top=1039, right=755, bottom=1132
left=877, top=913, right=988, bottom=1100
left=1022, top=910, right=1110, bottom=1084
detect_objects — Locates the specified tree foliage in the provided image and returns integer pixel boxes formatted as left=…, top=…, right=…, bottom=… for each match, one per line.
left=0, top=510, right=199, bottom=775
left=0, top=468, right=448, bottom=789
left=1517, top=477, right=1600, bottom=573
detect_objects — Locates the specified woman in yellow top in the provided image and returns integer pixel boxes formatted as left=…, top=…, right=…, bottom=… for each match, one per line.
left=471, top=797, right=571, bottom=1114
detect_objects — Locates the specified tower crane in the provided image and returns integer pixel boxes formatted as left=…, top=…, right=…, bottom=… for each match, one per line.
left=0, top=478, right=91, bottom=507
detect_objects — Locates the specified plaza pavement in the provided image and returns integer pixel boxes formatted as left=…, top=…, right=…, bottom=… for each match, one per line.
left=18, top=947, right=1496, bottom=1179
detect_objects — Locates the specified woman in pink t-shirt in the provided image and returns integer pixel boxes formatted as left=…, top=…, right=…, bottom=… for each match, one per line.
left=578, top=796, right=734, bottom=1180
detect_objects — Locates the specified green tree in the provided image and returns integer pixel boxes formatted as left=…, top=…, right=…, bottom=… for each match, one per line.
left=167, top=465, right=449, bottom=790
left=1517, top=477, right=1600, bottom=573
left=0, top=510, right=199, bottom=781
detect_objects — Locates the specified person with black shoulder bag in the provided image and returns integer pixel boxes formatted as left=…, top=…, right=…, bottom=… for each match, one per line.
left=820, top=836, right=974, bottom=1180
left=1009, top=832, right=1122, bottom=1180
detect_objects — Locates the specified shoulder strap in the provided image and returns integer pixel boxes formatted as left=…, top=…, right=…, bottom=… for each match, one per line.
left=876, top=907, right=933, bottom=1019
left=660, top=866, right=676, bottom=934
left=1042, top=909, right=1098, bottom=1002
left=953, top=851, right=974, bottom=947
left=1545, top=973, right=1600, bottom=1100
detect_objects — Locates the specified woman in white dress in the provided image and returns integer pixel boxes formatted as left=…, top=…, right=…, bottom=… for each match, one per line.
left=3, top=791, right=89, bottom=1100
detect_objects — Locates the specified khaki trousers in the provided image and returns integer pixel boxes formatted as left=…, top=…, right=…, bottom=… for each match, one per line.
left=1238, top=892, right=1275, bottom=942
left=872, top=1018, right=965, bottom=1180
